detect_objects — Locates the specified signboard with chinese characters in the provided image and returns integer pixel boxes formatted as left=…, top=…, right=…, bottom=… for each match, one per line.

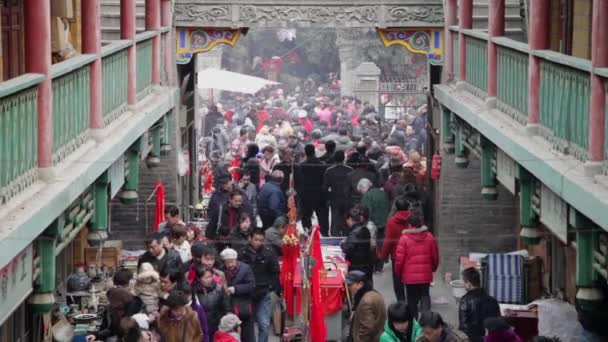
left=540, top=185, right=569, bottom=243
left=0, top=244, right=33, bottom=325
left=109, top=155, right=125, bottom=198
left=496, top=149, right=516, bottom=194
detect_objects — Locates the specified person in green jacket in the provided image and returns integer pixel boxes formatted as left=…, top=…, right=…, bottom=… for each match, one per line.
left=359, top=178, right=391, bottom=271
left=380, top=302, right=423, bottom=342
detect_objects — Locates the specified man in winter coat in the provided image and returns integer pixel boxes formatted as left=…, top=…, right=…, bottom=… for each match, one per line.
left=297, top=144, right=329, bottom=234
left=346, top=270, right=386, bottom=342
left=418, top=311, right=470, bottom=342
left=138, top=232, right=183, bottom=275
left=323, top=150, right=353, bottom=236
left=359, top=179, right=390, bottom=250
left=345, top=155, right=379, bottom=208
left=458, top=268, right=500, bottom=342
left=238, top=229, right=280, bottom=342
left=206, top=176, right=253, bottom=241
left=221, top=248, right=256, bottom=342
left=380, top=197, right=412, bottom=302
left=208, top=191, right=253, bottom=252
left=272, top=147, right=296, bottom=194
left=394, top=214, right=439, bottom=319
left=320, top=140, right=337, bottom=164
left=257, top=170, right=287, bottom=229
left=341, top=206, right=373, bottom=282
left=157, top=289, right=204, bottom=342
left=265, top=216, right=287, bottom=256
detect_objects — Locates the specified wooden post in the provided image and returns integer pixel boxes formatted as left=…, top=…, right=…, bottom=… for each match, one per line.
left=121, top=0, right=137, bottom=106
left=82, top=0, right=103, bottom=133
left=527, top=0, right=550, bottom=135
left=445, top=0, right=458, bottom=81
left=586, top=0, right=608, bottom=175
left=24, top=0, right=53, bottom=171
left=146, top=0, right=161, bottom=86
left=487, top=0, right=505, bottom=107
left=458, top=0, right=473, bottom=82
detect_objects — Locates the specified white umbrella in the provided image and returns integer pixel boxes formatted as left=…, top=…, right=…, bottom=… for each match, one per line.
left=197, top=68, right=279, bottom=94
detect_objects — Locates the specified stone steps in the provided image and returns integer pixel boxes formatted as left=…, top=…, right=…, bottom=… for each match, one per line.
left=110, top=149, right=179, bottom=250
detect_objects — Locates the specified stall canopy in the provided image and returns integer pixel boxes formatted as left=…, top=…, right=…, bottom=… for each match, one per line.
left=196, top=68, right=278, bottom=94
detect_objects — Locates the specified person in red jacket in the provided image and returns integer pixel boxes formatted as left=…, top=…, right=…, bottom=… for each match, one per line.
left=394, top=213, right=439, bottom=319
left=380, top=197, right=412, bottom=302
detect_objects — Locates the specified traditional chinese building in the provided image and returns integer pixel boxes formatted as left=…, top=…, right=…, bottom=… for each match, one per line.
left=0, top=0, right=177, bottom=338
left=435, top=0, right=608, bottom=323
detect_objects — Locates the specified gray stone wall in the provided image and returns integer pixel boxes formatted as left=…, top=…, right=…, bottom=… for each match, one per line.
left=435, top=154, right=519, bottom=277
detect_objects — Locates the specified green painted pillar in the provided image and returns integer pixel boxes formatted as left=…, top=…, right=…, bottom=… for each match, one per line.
left=160, top=112, right=173, bottom=156
left=89, top=171, right=109, bottom=245
left=30, top=234, right=56, bottom=314
left=570, top=208, right=604, bottom=310
left=454, top=116, right=469, bottom=168
left=442, top=106, right=455, bottom=154
left=119, top=139, right=141, bottom=204
left=518, top=167, right=541, bottom=245
left=147, top=124, right=162, bottom=168
left=480, top=136, right=498, bottom=200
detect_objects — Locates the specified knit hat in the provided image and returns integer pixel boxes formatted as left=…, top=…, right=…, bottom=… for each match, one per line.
left=218, top=313, right=242, bottom=332
left=220, top=248, right=238, bottom=260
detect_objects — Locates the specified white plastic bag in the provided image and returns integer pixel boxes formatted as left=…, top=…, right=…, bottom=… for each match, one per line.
left=535, top=298, right=585, bottom=341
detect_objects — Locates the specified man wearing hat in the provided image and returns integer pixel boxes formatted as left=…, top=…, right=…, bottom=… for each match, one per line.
left=346, top=270, right=386, bottom=342
left=220, top=248, right=256, bottom=342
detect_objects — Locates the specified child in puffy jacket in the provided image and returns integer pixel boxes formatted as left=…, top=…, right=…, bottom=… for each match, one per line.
left=394, top=213, right=439, bottom=319
left=134, top=262, right=162, bottom=316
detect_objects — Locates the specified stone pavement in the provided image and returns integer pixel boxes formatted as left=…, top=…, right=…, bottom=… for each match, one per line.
left=269, top=262, right=459, bottom=341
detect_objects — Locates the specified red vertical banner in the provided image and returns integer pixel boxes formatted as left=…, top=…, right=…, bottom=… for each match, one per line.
left=309, top=227, right=327, bottom=341
left=153, top=181, right=165, bottom=231
left=281, top=172, right=300, bottom=315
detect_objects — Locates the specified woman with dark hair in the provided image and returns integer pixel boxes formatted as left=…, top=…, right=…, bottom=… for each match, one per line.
left=87, top=287, right=146, bottom=341
left=192, top=265, right=230, bottom=338
left=380, top=302, right=423, bottom=342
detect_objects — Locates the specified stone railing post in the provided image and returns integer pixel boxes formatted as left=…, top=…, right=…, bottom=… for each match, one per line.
left=486, top=0, right=505, bottom=108
left=526, top=0, right=550, bottom=136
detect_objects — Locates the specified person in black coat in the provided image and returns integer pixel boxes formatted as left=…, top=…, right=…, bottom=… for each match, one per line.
left=273, top=147, right=296, bottom=194
left=341, top=206, right=373, bottom=284
left=322, top=150, right=353, bottom=236
left=257, top=170, right=287, bottom=229
left=242, top=143, right=261, bottom=189
left=208, top=191, right=253, bottom=252
left=90, top=287, right=145, bottom=341
left=238, top=229, right=280, bottom=342
left=221, top=248, right=256, bottom=342
left=459, top=267, right=500, bottom=342
left=297, top=144, right=329, bottom=235
left=319, top=140, right=337, bottom=164
left=137, top=232, right=183, bottom=275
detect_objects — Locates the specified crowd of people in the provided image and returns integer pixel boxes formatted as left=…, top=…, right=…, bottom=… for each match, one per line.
left=86, top=84, right=557, bottom=342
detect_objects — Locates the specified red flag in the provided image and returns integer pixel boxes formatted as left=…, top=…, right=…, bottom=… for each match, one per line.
left=153, top=182, right=165, bottom=232
left=309, top=226, right=327, bottom=342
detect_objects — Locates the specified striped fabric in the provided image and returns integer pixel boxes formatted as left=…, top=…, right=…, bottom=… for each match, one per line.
left=485, top=254, right=524, bottom=304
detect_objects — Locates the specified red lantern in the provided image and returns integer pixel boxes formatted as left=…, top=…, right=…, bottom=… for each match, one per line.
left=431, top=154, right=442, bottom=180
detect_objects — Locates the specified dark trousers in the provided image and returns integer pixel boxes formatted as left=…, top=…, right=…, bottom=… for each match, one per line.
left=240, top=317, right=255, bottom=342
left=301, top=201, right=329, bottom=236
left=259, top=211, right=277, bottom=230
left=329, top=202, right=349, bottom=236
left=405, top=283, right=431, bottom=319
left=392, top=261, right=406, bottom=302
